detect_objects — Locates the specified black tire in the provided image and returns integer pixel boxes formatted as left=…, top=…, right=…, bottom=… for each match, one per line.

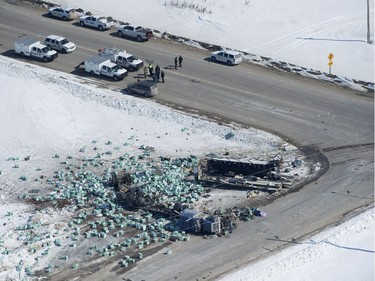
left=90, top=71, right=95, bottom=75
left=211, top=57, right=216, bottom=62
left=62, top=16, right=67, bottom=21
left=80, top=21, right=85, bottom=26
left=117, top=30, right=123, bottom=37
left=43, top=57, right=48, bottom=62
left=20, top=52, right=25, bottom=57
left=136, top=35, right=142, bottom=42
left=62, top=49, right=67, bottom=54
left=98, top=25, right=103, bottom=31
left=48, top=12, right=53, bottom=17
left=226, top=60, right=232, bottom=66
left=113, top=75, right=118, bottom=81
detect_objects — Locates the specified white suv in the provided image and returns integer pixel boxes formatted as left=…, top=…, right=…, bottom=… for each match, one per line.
left=48, top=6, right=77, bottom=21
left=44, top=35, right=76, bottom=53
left=210, top=50, right=243, bottom=65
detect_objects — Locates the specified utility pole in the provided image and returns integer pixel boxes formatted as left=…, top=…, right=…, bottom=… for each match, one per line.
left=367, top=0, right=372, bottom=44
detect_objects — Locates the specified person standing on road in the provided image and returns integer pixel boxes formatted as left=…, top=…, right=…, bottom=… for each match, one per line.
left=174, top=57, right=178, bottom=70
left=155, top=65, right=160, bottom=82
left=143, top=66, right=147, bottom=78
left=161, top=70, right=165, bottom=83
left=178, top=55, right=183, bottom=67
left=148, top=64, right=154, bottom=77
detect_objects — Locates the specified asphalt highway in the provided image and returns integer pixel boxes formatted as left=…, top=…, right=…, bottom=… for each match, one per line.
left=0, top=1, right=373, bottom=280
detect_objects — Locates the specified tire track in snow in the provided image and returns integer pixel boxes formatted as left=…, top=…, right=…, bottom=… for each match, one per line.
left=272, top=19, right=366, bottom=57
left=244, top=11, right=366, bottom=53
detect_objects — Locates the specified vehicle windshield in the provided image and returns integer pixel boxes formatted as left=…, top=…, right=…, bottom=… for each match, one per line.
left=98, top=17, right=105, bottom=21
left=41, top=47, right=50, bottom=53
left=127, top=56, right=136, bottom=62
left=60, top=39, right=69, bottom=45
left=135, top=26, right=143, bottom=31
left=234, top=54, right=241, bottom=59
left=111, top=65, right=121, bottom=71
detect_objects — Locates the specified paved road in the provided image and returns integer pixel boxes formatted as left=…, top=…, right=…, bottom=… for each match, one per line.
left=0, top=1, right=373, bottom=281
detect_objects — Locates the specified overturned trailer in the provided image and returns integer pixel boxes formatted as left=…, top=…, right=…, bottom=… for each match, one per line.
left=197, top=158, right=291, bottom=192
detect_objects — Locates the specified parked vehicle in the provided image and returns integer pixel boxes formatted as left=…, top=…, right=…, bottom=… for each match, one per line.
left=210, top=50, right=243, bottom=65
left=84, top=55, right=127, bottom=80
left=100, top=47, right=143, bottom=71
left=79, top=15, right=114, bottom=30
left=126, top=80, right=158, bottom=97
left=14, top=37, right=58, bottom=62
left=117, top=25, right=153, bottom=42
left=48, top=6, right=77, bottom=21
left=44, top=35, right=76, bottom=53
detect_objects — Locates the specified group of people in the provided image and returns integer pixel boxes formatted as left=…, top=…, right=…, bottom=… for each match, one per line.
left=142, top=55, right=184, bottom=83
left=144, top=64, right=165, bottom=83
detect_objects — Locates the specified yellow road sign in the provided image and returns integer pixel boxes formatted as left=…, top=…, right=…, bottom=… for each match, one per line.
left=328, top=53, right=334, bottom=60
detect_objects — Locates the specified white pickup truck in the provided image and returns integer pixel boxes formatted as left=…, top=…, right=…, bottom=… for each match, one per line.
left=100, top=48, right=143, bottom=71
left=15, top=37, right=58, bottom=62
left=84, top=55, right=127, bottom=80
left=79, top=15, right=114, bottom=30
left=117, top=25, right=153, bottom=42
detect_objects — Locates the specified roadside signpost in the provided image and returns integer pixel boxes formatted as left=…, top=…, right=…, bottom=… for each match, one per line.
left=328, top=52, right=334, bottom=74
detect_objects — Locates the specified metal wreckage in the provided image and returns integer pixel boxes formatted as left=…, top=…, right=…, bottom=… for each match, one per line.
left=111, top=156, right=292, bottom=235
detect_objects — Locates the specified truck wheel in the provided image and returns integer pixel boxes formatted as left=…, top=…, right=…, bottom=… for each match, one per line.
left=48, top=12, right=53, bottom=17
left=117, top=30, right=123, bottom=37
left=98, top=25, right=103, bottom=31
left=62, top=16, right=67, bottom=21
left=43, top=57, right=48, bottom=62
left=90, top=71, right=95, bottom=75
left=211, top=57, right=216, bottom=62
left=20, top=52, right=25, bottom=57
left=62, top=49, right=67, bottom=54
left=226, top=60, right=232, bottom=65
left=113, top=75, right=119, bottom=81
left=80, top=21, right=85, bottom=26
left=136, top=35, right=142, bottom=42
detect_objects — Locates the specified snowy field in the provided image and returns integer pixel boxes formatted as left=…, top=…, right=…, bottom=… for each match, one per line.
left=53, top=0, right=374, bottom=84
left=219, top=207, right=374, bottom=281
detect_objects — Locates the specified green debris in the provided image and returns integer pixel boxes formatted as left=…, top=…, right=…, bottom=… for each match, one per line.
left=44, top=264, right=53, bottom=273
left=59, top=255, right=69, bottom=261
left=71, top=264, right=79, bottom=270
left=6, top=157, right=19, bottom=161
left=20, top=176, right=28, bottom=181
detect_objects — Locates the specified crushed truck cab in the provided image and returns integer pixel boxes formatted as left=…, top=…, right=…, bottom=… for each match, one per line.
left=84, top=55, right=127, bottom=80
left=15, top=37, right=58, bottom=62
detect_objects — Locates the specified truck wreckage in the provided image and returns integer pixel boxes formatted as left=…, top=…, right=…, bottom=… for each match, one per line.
left=110, top=157, right=289, bottom=234
left=197, top=157, right=292, bottom=192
